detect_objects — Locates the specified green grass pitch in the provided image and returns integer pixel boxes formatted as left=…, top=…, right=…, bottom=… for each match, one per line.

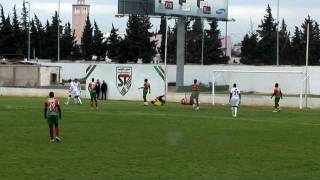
left=1, top=96, right=320, bottom=179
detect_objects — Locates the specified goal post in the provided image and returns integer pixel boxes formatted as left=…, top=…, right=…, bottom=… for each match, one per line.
left=211, top=70, right=306, bottom=109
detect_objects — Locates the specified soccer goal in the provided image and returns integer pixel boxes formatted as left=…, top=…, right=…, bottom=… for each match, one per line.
left=211, top=70, right=306, bottom=109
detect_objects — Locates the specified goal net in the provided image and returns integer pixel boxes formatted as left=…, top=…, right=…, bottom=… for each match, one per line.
left=211, top=70, right=306, bottom=109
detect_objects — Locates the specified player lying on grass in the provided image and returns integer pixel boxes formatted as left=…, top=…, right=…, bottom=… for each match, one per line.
left=44, top=92, right=62, bottom=143
left=271, top=83, right=283, bottom=112
left=138, top=79, right=151, bottom=106
left=229, top=83, right=241, bottom=117
left=151, top=95, right=166, bottom=106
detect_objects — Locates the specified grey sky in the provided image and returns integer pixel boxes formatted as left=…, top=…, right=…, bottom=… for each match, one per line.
left=1, top=0, right=320, bottom=43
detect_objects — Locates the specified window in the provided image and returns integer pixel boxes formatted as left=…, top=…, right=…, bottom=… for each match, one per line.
left=75, top=8, right=80, bottom=14
left=83, top=8, right=87, bottom=14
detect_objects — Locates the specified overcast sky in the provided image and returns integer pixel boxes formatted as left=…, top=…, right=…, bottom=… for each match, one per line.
left=1, top=0, right=320, bottom=43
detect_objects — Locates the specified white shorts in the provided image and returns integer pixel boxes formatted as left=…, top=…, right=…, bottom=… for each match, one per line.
left=230, top=97, right=240, bottom=107
left=71, top=91, right=80, bottom=97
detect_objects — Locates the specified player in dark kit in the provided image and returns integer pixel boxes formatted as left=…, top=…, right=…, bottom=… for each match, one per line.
left=44, top=92, right=62, bottom=143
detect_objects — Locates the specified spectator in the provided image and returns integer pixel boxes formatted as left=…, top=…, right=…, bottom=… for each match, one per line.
left=101, top=80, right=108, bottom=100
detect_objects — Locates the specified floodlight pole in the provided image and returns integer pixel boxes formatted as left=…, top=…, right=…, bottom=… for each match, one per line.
left=305, top=22, right=310, bottom=108
left=201, top=18, right=205, bottom=65
left=26, top=1, right=31, bottom=61
left=225, top=20, right=228, bottom=57
left=276, top=0, right=280, bottom=66
left=164, top=16, right=169, bottom=99
left=57, top=0, right=60, bottom=63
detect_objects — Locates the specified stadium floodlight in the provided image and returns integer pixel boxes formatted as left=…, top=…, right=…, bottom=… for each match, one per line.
left=211, top=70, right=306, bottom=109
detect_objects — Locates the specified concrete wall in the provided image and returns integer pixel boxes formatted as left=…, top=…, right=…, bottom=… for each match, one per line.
left=0, top=65, right=39, bottom=87
left=86, top=64, right=165, bottom=101
left=39, top=66, right=61, bottom=86
left=38, top=63, right=320, bottom=95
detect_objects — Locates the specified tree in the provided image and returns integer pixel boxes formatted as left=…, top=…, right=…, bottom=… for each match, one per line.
left=159, top=16, right=167, bottom=62
left=93, top=21, right=106, bottom=60
left=0, top=5, right=6, bottom=55
left=34, top=15, right=45, bottom=59
left=301, top=16, right=320, bottom=65
left=61, top=22, right=76, bottom=59
left=167, top=24, right=177, bottom=64
left=291, top=26, right=304, bottom=65
left=106, top=24, right=121, bottom=61
left=279, top=19, right=291, bottom=64
left=12, top=5, right=23, bottom=55
left=186, top=18, right=203, bottom=64
left=81, top=16, right=94, bottom=60
left=257, top=5, right=277, bottom=65
left=203, top=20, right=226, bottom=64
left=1, top=15, right=13, bottom=54
left=241, top=33, right=259, bottom=64
left=122, top=15, right=156, bottom=63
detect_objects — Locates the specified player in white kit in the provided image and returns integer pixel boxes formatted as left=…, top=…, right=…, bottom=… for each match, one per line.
left=229, top=83, right=241, bottom=117
left=65, top=79, right=82, bottom=105
left=73, top=79, right=82, bottom=105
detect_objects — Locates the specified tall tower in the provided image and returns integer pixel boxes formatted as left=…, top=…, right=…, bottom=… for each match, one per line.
left=72, top=0, right=90, bottom=44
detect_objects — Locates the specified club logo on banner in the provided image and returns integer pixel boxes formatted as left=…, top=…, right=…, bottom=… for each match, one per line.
left=116, top=67, right=132, bottom=96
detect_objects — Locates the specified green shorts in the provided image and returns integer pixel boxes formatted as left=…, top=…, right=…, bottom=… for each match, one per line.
left=275, top=96, right=281, bottom=104
left=143, top=89, right=148, bottom=97
left=90, top=91, right=97, bottom=100
left=47, top=115, right=58, bottom=126
left=192, top=91, right=200, bottom=100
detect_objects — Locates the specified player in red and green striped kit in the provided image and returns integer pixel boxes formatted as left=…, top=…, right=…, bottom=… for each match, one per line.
left=191, top=79, right=200, bottom=110
left=271, top=83, right=283, bottom=112
left=44, top=92, right=62, bottom=143
left=139, top=79, right=151, bottom=106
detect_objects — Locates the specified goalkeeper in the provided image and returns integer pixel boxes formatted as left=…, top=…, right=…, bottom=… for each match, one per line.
left=151, top=95, right=166, bottom=106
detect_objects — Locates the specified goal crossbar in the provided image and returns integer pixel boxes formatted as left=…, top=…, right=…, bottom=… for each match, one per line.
left=211, top=70, right=305, bottom=109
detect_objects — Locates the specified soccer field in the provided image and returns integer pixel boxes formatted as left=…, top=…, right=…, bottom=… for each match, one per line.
left=1, top=96, right=320, bottom=180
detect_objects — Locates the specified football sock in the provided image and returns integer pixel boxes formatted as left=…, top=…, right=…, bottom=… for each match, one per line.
left=55, top=126, right=60, bottom=138
left=49, top=127, right=54, bottom=139
left=235, top=107, right=238, bottom=117
left=77, top=97, right=82, bottom=104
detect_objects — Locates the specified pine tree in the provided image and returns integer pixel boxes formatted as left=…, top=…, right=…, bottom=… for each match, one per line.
left=12, top=5, right=23, bottom=55
left=106, top=24, right=121, bottom=61
left=291, top=26, right=304, bottom=65
left=241, top=33, right=259, bottom=64
left=2, top=15, right=13, bottom=54
left=167, top=25, right=177, bottom=64
left=186, top=18, right=203, bottom=64
left=279, top=19, right=291, bottom=64
left=301, top=16, right=319, bottom=65
left=0, top=5, right=6, bottom=55
left=159, top=16, right=167, bottom=62
left=122, top=15, right=156, bottom=63
left=203, top=20, right=226, bottom=64
left=61, top=22, right=76, bottom=60
left=93, top=21, right=106, bottom=61
left=34, top=16, right=45, bottom=58
left=257, top=5, right=277, bottom=65
left=81, top=16, right=94, bottom=60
